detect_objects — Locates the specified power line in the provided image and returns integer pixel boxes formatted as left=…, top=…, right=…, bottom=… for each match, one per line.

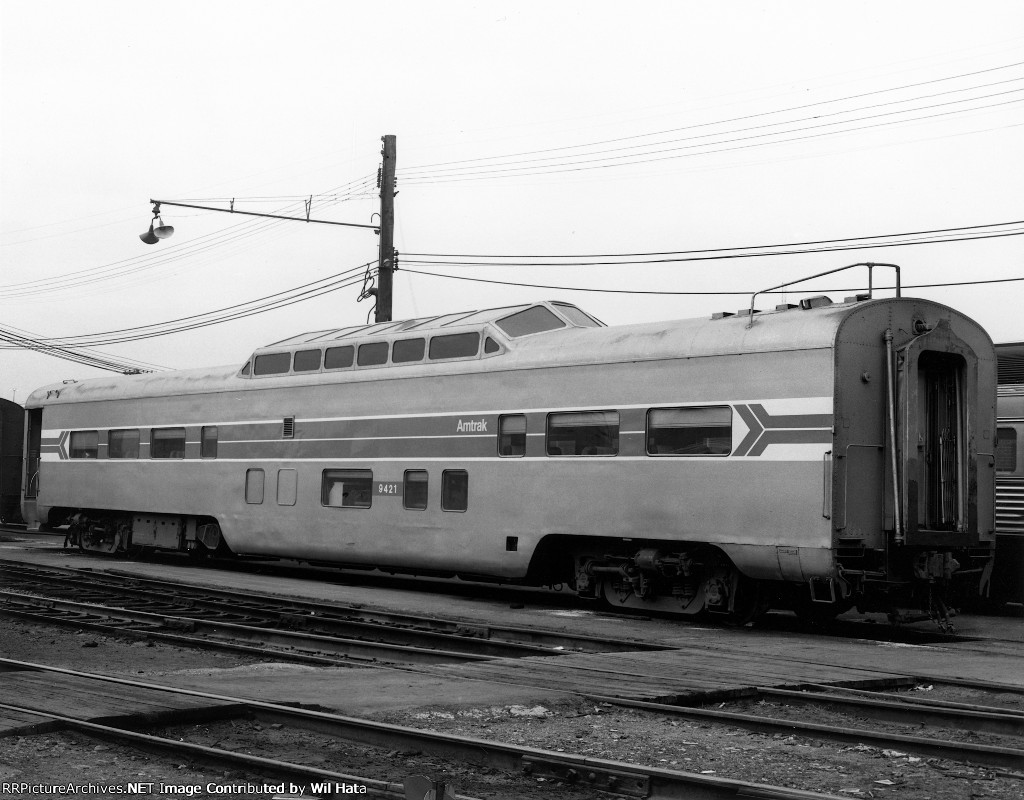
left=2, top=178, right=375, bottom=294
left=402, top=79, right=1024, bottom=179
left=401, top=226, right=1024, bottom=268
left=8, top=216, right=1018, bottom=351
left=403, top=60, right=1024, bottom=172
left=0, top=176, right=378, bottom=298
left=398, top=62, right=1024, bottom=183
left=0, top=325, right=160, bottom=373
left=403, top=219, right=1024, bottom=261
left=0, top=262, right=377, bottom=350
left=399, top=267, right=1024, bottom=296
left=399, top=96, right=1024, bottom=183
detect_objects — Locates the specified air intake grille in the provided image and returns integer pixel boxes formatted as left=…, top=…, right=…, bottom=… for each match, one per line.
left=996, top=342, right=1024, bottom=385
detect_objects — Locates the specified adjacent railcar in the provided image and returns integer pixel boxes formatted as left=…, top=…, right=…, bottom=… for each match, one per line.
left=1, top=398, right=25, bottom=524
left=993, top=342, right=1024, bottom=605
left=21, top=290, right=997, bottom=623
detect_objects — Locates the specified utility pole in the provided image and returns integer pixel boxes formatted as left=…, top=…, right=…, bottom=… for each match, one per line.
left=376, top=134, right=397, bottom=323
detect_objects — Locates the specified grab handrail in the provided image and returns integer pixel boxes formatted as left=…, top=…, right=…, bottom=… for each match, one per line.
left=746, top=262, right=901, bottom=328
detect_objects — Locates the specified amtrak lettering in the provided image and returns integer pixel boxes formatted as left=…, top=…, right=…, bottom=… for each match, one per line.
left=456, top=418, right=488, bottom=433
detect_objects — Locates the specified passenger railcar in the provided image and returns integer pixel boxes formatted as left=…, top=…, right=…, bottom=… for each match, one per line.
left=21, top=286, right=997, bottom=624
left=993, top=342, right=1024, bottom=606
left=1, top=397, right=25, bottom=524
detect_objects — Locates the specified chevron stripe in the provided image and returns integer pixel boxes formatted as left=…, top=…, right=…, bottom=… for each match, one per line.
left=733, top=403, right=832, bottom=457
left=40, top=431, right=69, bottom=460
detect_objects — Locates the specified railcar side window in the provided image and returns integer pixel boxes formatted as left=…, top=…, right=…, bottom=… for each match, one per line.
left=442, top=470, right=469, bottom=512
left=496, top=306, right=566, bottom=338
left=293, top=348, right=322, bottom=372
left=151, top=427, right=186, bottom=459
left=245, top=468, right=265, bottom=504
left=546, top=411, right=619, bottom=456
left=357, top=342, right=389, bottom=366
left=322, top=469, right=373, bottom=508
left=498, top=415, right=526, bottom=457
left=429, top=332, right=480, bottom=360
left=393, top=338, right=426, bottom=363
left=69, top=430, right=98, bottom=459
left=324, top=345, right=354, bottom=370
left=404, top=470, right=428, bottom=510
left=253, top=352, right=291, bottom=375
left=996, top=427, right=1018, bottom=473
left=108, top=429, right=139, bottom=459
left=277, top=469, right=298, bottom=506
left=201, top=426, right=218, bottom=458
left=647, top=407, right=732, bottom=456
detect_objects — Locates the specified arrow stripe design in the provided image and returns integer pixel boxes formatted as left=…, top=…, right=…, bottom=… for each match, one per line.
left=40, top=431, right=69, bottom=460
left=733, top=403, right=832, bottom=457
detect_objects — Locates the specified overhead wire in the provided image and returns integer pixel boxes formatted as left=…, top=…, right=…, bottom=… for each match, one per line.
left=8, top=64, right=1020, bottom=297
left=402, top=79, right=1024, bottom=179
left=403, top=60, right=1024, bottom=172
left=0, top=261, right=377, bottom=349
left=0, top=166, right=382, bottom=369
left=399, top=268, right=1024, bottom=296
left=399, top=95, right=1024, bottom=183
left=2, top=183, right=375, bottom=296
left=173, top=191, right=379, bottom=204
left=0, top=175, right=378, bottom=298
left=5, top=216, right=1021, bottom=352
left=0, top=325, right=162, bottom=373
left=6, top=62, right=1023, bottom=368
left=402, top=220, right=1024, bottom=262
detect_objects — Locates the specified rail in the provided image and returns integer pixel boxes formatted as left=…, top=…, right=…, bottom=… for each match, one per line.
left=0, top=560, right=667, bottom=659
left=586, top=690, right=1024, bottom=771
left=0, top=657, right=855, bottom=800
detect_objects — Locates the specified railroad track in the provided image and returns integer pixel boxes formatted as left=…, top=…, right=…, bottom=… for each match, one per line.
left=3, top=533, right=1002, bottom=647
left=0, top=559, right=665, bottom=667
left=586, top=683, right=1024, bottom=771
left=3, top=656, right=1022, bottom=798
left=0, top=657, right=870, bottom=800
left=2, top=559, right=1022, bottom=796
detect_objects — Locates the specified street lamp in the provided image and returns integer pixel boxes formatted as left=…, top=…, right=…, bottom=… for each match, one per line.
left=139, top=202, right=174, bottom=244
left=139, top=134, right=395, bottom=322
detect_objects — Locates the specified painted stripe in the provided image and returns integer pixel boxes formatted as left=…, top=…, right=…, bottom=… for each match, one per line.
left=43, top=442, right=831, bottom=462
left=746, top=429, right=833, bottom=457
left=38, top=397, right=832, bottom=431
left=40, top=396, right=834, bottom=462
left=234, top=433, right=494, bottom=445
left=39, top=452, right=827, bottom=464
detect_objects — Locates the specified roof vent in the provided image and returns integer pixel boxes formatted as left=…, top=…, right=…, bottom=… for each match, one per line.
left=775, top=303, right=798, bottom=311
left=711, top=311, right=735, bottom=320
left=799, top=295, right=833, bottom=310
left=843, top=293, right=871, bottom=303
left=736, top=308, right=761, bottom=317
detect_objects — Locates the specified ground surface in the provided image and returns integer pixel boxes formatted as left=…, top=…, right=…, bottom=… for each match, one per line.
left=1, top=534, right=1023, bottom=799
left=3, top=618, right=1023, bottom=799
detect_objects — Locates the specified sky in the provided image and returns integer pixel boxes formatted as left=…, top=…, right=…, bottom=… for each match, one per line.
left=2, top=0, right=1023, bottom=402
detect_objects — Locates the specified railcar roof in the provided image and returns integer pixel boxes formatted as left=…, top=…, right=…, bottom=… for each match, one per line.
left=265, top=301, right=603, bottom=346
left=25, top=294, right=973, bottom=406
